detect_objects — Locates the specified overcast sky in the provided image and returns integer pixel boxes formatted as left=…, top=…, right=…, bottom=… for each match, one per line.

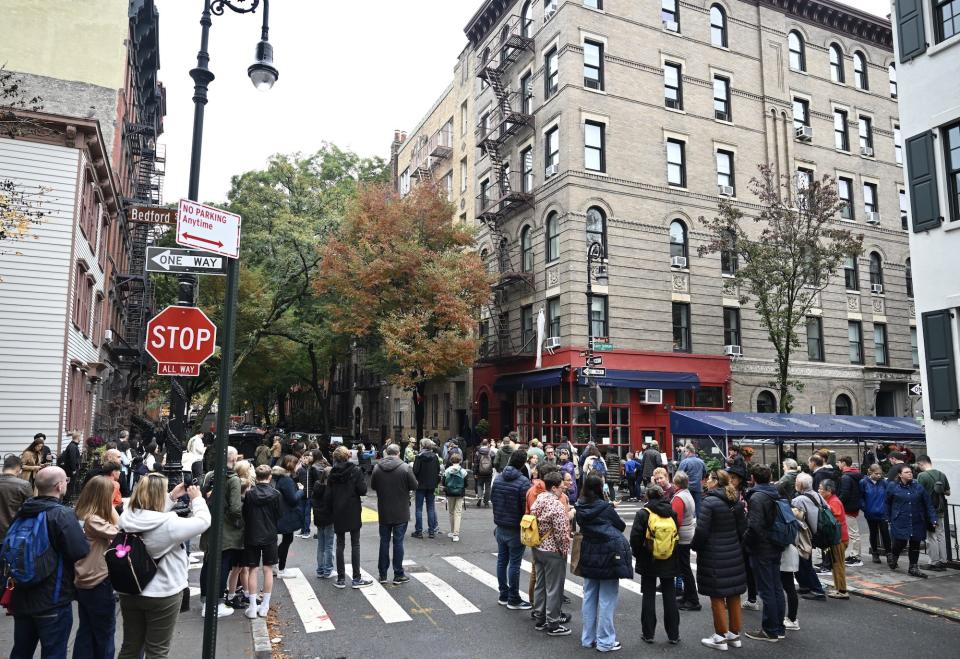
left=155, top=0, right=891, bottom=204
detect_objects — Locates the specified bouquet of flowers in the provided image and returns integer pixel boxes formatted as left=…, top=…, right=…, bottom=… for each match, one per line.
left=86, top=435, right=105, bottom=450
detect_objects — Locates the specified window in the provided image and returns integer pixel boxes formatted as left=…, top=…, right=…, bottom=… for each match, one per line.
left=793, top=97, right=809, bottom=129
left=443, top=171, right=453, bottom=200
left=669, top=219, right=688, bottom=259
left=911, top=326, right=919, bottom=367
left=545, top=47, right=559, bottom=98
left=839, top=177, right=854, bottom=220
left=92, top=293, right=104, bottom=346
left=545, top=126, right=559, bottom=175
left=480, top=178, right=490, bottom=210
left=906, top=258, right=914, bottom=297
left=661, top=0, right=679, bottom=29
left=521, top=226, right=533, bottom=272
left=521, top=73, right=533, bottom=114
left=788, top=31, right=805, bottom=71
left=849, top=321, right=864, bottom=364
left=853, top=52, right=869, bottom=89
left=431, top=394, right=439, bottom=429
left=796, top=167, right=814, bottom=193
left=713, top=75, right=731, bottom=121
left=864, top=182, right=878, bottom=213
left=522, top=305, right=534, bottom=347
left=584, top=0, right=602, bottom=8
left=756, top=390, right=777, bottom=413
left=443, top=393, right=451, bottom=429
left=829, top=44, right=845, bottom=83
left=459, top=158, right=468, bottom=193
left=666, top=139, right=686, bottom=187
left=716, top=150, right=735, bottom=193
left=889, top=63, right=898, bottom=98
left=834, top=109, right=849, bottom=151
left=723, top=308, right=741, bottom=347
left=672, top=302, right=691, bottom=352
left=72, top=262, right=85, bottom=330
left=869, top=252, right=884, bottom=288
left=874, top=323, right=889, bottom=365
left=937, top=0, right=960, bottom=42
left=859, top=115, right=873, bottom=151
left=400, top=168, right=410, bottom=195
left=895, top=125, right=903, bottom=165
left=946, top=122, right=960, bottom=220
left=676, top=387, right=724, bottom=408
left=590, top=296, right=608, bottom=338
left=710, top=5, right=728, bottom=47
left=584, top=121, right=605, bottom=172
left=545, top=0, right=558, bottom=17
left=844, top=255, right=860, bottom=290
left=547, top=297, right=560, bottom=338
left=586, top=206, right=606, bottom=255
left=460, top=102, right=468, bottom=136
left=480, top=48, right=490, bottom=90
left=521, top=147, right=534, bottom=192
left=835, top=394, right=853, bottom=416
left=806, top=316, right=824, bottom=361
left=521, top=1, right=533, bottom=37
left=583, top=40, right=603, bottom=90
left=546, top=211, right=559, bottom=262
left=664, top=62, right=683, bottom=109
left=900, top=188, right=909, bottom=230
left=720, top=229, right=737, bottom=274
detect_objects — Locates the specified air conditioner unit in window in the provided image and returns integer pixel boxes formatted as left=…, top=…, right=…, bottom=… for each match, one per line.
left=795, top=125, right=813, bottom=141
left=724, top=344, right=742, bottom=357
left=103, top=329, right=114, bottom=344
left=718, top=185, right=735, bottom=197
left=871, top=283, right=884, bottom=294
left=643, top=389, right=664, bottom=405
left=662, top=19, right=679, bottom=32
left=865, top=211, right=881, bottom=225
left=670, top=256, right=688, bottom=269
left=543, top=336, right=561, bottom=350
left=585, top=78, right=601, bottom=90
left=665, top=98, right=681, bottom=110
left=544, top=163, right=559, bottom=178
left=860, top=146, right=874, bottom=157
left=715, top=110, right=730, bottom=121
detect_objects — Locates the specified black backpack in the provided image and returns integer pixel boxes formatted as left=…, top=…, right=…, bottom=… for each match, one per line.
left=105, top=531, right=162, bottom=595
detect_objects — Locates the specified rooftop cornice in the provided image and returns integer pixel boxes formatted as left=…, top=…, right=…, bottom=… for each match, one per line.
left=464, top=0, right=517, bottom=47
left=748, top=0, right=893, bottom=50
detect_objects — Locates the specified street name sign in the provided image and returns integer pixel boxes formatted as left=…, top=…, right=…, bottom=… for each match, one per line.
left=592, top=342, right=614, bottom=351
left=128, top=204, right=177, bottom=225
left=176, top=199, right=241, bottom=258
left=145, top=305, right=217, bottom=377
left=146, top=247, right=227, bottom=275
left=582, top=367, right=607, bottom=377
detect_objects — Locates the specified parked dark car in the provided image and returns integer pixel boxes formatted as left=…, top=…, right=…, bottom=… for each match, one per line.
left=229, top=430, right=264, bottom=462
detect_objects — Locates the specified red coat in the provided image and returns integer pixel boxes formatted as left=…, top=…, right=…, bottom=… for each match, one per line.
left=824, top=493, right=849, bottom=543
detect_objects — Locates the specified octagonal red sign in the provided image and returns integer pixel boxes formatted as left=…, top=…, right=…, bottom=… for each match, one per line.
left=145, top=305, right=217, bottom=377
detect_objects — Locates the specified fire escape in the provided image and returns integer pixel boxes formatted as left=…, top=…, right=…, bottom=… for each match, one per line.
left=411, top=123, right=454, bottom=185
left=475, top=14, right=535, bottom=362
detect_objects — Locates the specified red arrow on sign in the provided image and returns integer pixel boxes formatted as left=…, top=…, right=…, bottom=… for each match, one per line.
left=181, top=233, right=224, bottom=248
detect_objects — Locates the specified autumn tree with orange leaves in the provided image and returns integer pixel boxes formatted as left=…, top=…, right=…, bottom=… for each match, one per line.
left=317, top=184, right=492, bottom=440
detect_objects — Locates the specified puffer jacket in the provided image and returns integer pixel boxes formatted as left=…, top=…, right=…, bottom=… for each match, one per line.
left=324, top=461, right=367, bottom=533
left=691, top=488, right=747, bottom=598
left=490, top=466, right=530, bottom=530
left=272, top=467, right=304, bottom=535
left=575, top=498, right=632, bottom=580
left=859, top=476, right=888, bottom=521
left=630, top=499, right=680, bottom=578
left=886, top=479, right=936, bottom=541
left=200, top=469, right=244, bottom=551
left=243, top=482, right=281, bottom=546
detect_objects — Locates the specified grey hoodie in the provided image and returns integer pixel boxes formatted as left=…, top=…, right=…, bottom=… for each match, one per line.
left=371, top=456, right=419, bottom=525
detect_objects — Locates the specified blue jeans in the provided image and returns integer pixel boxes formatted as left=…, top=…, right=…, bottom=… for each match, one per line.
left=378, top=522, right=408, bottom=578
left=581, top=578, right=619, bottom=650
left=690, top=489, right=702, bottom=516
left=414, top=489, right=437, bottom=535
left=299, top=498, right=312, bottom=535
left=796, top=555, right=825, bottom=595
left=316, top=524, right=335, bottom=577
left=74, top=579, right=116, bottom=659
left=495, top=526, right=525, bottom=605
left=11, top=604, right=73, bottom=659
left=750, top=554, right=786, bottom=636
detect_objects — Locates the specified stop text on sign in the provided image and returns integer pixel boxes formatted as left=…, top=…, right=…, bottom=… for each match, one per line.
left=149, top=325, right=213, bottom=352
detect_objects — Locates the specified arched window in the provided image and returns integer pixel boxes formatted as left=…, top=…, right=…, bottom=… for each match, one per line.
left=521, top=1, right=533, bottom=38
left=669, top=220, right=688, bottom=260
left=586, top=206, right=606, bottom=256
left=788, top=31, right=805, bottom=71
left=829, top=44, right=845, bottom=83
left=500, top=25, right=511, bottom=63
left=869, top=252, right=884, bottom=288
left=835, top=393, right=853, bottom=416
left=889, top=63, right=897, bottom=98
left=720, top=228, right=738, bottom=274
left=480, top=248, right=493, bottom=273
left=710, top=5, right=728, bottom=47
left=905, top=258, right=913, bottom=298
left=853, top=52, right=869, bottom=89
left=480, top=47, right=491, bottom=89
left=546, top=212, right=559, bottom=262
left=520, top=226, right=533, bottom=272
left=756, top=390, right=777, bottom=413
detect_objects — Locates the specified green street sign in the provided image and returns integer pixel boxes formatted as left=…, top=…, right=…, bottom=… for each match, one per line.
left=593, top=342, right=614, bottom=351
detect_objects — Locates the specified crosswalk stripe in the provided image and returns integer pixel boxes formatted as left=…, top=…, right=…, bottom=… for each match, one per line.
left=410, top=570, right=480, bottom=615
left=347, top=564, right=412, bottom=624
left=442, top=556, right=501, bottom=593
left=282, top=567, right=335, bottom=633
left=518, top=559, right=584, bottom=598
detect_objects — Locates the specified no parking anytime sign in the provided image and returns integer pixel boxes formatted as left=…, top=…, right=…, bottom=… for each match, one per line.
left=176, top=199, right=241, bottom=259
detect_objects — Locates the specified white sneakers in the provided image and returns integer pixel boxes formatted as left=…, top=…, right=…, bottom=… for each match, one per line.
left=700, top=634, right=728, bottom=651
left=452, top=535, right=460, bottom=542
left=246, top=603, right=270, bottom=619
left=783, top=618, right=800, bottom=631
left=447, top=532, right=455, bottom=538
left=741, top=599, right=760, bottom=611
left=201, top=601, right=234, bottom=618
left=277, top=569, right=295, bottom=578
left=725, top=632, right=741, bottom=648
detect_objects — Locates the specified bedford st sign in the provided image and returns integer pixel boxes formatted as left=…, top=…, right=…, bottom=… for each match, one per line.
left=128, top=204, right=177, bottom=225
left=176, top=198, right=241, bottom=259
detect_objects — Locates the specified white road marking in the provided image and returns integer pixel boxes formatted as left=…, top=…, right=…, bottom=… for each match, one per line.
left=282, top=567, right=335, bottom=633
left=347, top=564, right=412, bottom=624
left=442, top=556, right=501, bottom=593
left=408, top=568, right=480, bottom=615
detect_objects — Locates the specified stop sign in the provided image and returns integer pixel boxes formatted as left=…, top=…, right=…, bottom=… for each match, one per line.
left=145, top=305, right=217, bottom=376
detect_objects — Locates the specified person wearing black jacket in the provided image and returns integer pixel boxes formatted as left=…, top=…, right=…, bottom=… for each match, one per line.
left=58, top=431, right=82, bottom=481
left=838, top=456, right=864, bottom=567
left=272, top=455, right=304, bottom=577
left=742, top=466, right=785, bottom=643
left=371, top=444, right=419, bottom=584
left=630, top=484, right=680, bottom=644
left=412, top=439, right=441, bottom=539
left=324, top=446, right=372, bottom=589
left=9, top=467, right=91, bottom=659
left=242, top=465, right=281, bottom=619
left=312, top=456, right=334, bottom=579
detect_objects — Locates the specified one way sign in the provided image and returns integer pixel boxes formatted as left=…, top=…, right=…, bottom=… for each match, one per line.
left=146, top=247, right=227, bottom=276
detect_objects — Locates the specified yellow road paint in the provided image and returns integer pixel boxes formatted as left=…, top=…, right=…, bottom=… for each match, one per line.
left=361, top=507, right=379, bottom=523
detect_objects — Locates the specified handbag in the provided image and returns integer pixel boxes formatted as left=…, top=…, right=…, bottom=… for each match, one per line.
left=570, top=532, right=584, bottom=577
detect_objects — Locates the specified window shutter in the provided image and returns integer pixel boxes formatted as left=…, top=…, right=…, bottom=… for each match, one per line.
left=896, top=0, right=927, bottom=63
left=906, top=131, right=942, bottom=232
left=922, top=310, right=959, bottom=420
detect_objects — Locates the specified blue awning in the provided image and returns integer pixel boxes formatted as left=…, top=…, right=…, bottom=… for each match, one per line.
left=577, top=369, right=700, bottom=390
left=493, top=367, right=566, bottom=392
left=670, top=411, right=925, bottom=441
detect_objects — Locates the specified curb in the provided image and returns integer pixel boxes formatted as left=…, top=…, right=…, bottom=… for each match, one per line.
left=251, top=616, right=272, bottom=659
left=847, top=585, right=960, bottom=623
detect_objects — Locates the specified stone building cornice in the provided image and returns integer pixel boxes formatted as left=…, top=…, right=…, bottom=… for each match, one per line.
left=743, top=0, right=893, bottom=51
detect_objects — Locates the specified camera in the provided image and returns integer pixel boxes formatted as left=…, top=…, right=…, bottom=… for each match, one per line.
left=183, top=477, right=199, bottom=487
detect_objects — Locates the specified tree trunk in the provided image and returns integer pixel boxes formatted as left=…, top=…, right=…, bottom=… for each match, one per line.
left=276, top=390, right=287, bottom=427
left=414, top=381, right=426, bottom=441
left=778, top=343, right=792, bottom=413
left=308, top=343, right=325, bottom=431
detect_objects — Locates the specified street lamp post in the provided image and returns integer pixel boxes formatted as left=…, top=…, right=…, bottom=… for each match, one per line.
left=585, top=242, right=606, bottom=444
left=175, top=2, right=278, bottom=658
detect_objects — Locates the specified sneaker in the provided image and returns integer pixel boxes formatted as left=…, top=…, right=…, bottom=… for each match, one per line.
left=497, top=598, right=509, bottom=606
left=334, top=579, right=346, bottom=589
left=928, top=562, right=948, bottom=572
left=257, top=602, right=270, bottom=617
left=452, top=535, right=460, bottom=542
left=783, top=618, right=800, bottom=631
left=801, top=592, right=826, bottom=601
left=297, top=532, right=312, bottom=539
left=227, top=594, right=248, bottom=609
left=534, top=620, right=548, bottom=632
left=701, top=634, right=728, bottom=651
left=724, top=632, right=742, bottom=649
left=428, top=533, right=436, bottom=539
left=378, top=574, right=390, bottom=584
left=245, top=605, right=258, bottom=620
left=392, top=575, right=410, bottom=585
left=641, top=637, right=654, bottom=644
left=352, top=578, right=373, bottom=589
left=813, top=566, right=830, bottom=574
left=507, top=600, right=533, bottom=610
left=741, top=599, right=760, bottom=611
left=827, top=589, right=850, bottom=599
left=669, top=639, right=680, bottom=645
left=317, top=572, right=334, bottom=579
left=597, top=641, right=622, bottom=652
left=277, top=569, right=295, bottom=579
left=744, top=629, right=779, bottom=643
left=212, top=603, right=234, bottom=618
left=447, top=532, right=455, bottom=538
left=908, top=566, right=929, bottom=579
left=872, top=553, right=882, bottom=564
left=679, top=601, right=702, bottom=611
left=845, top=557, right=864, bottom=567
left=411, top=531, right=424, bottom=539
left=546, top=625, right=572, bottom=636
left=557, top=612, right=572, bottom=624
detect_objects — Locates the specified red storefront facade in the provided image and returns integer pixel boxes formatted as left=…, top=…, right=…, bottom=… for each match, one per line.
left=473, top=348, right=731, bottom=457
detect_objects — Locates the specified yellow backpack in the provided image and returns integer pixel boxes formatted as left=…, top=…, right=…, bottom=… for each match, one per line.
left=645, top=511, right=679, bottom=560
left=520, top=514, right=542, bottom=548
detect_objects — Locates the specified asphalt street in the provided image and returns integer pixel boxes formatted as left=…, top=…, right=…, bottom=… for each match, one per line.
left=269, top=490, right=960, bottom=659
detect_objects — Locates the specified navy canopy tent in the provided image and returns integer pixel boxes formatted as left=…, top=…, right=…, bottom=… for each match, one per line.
left=670, top=411, right=925, bottom=443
